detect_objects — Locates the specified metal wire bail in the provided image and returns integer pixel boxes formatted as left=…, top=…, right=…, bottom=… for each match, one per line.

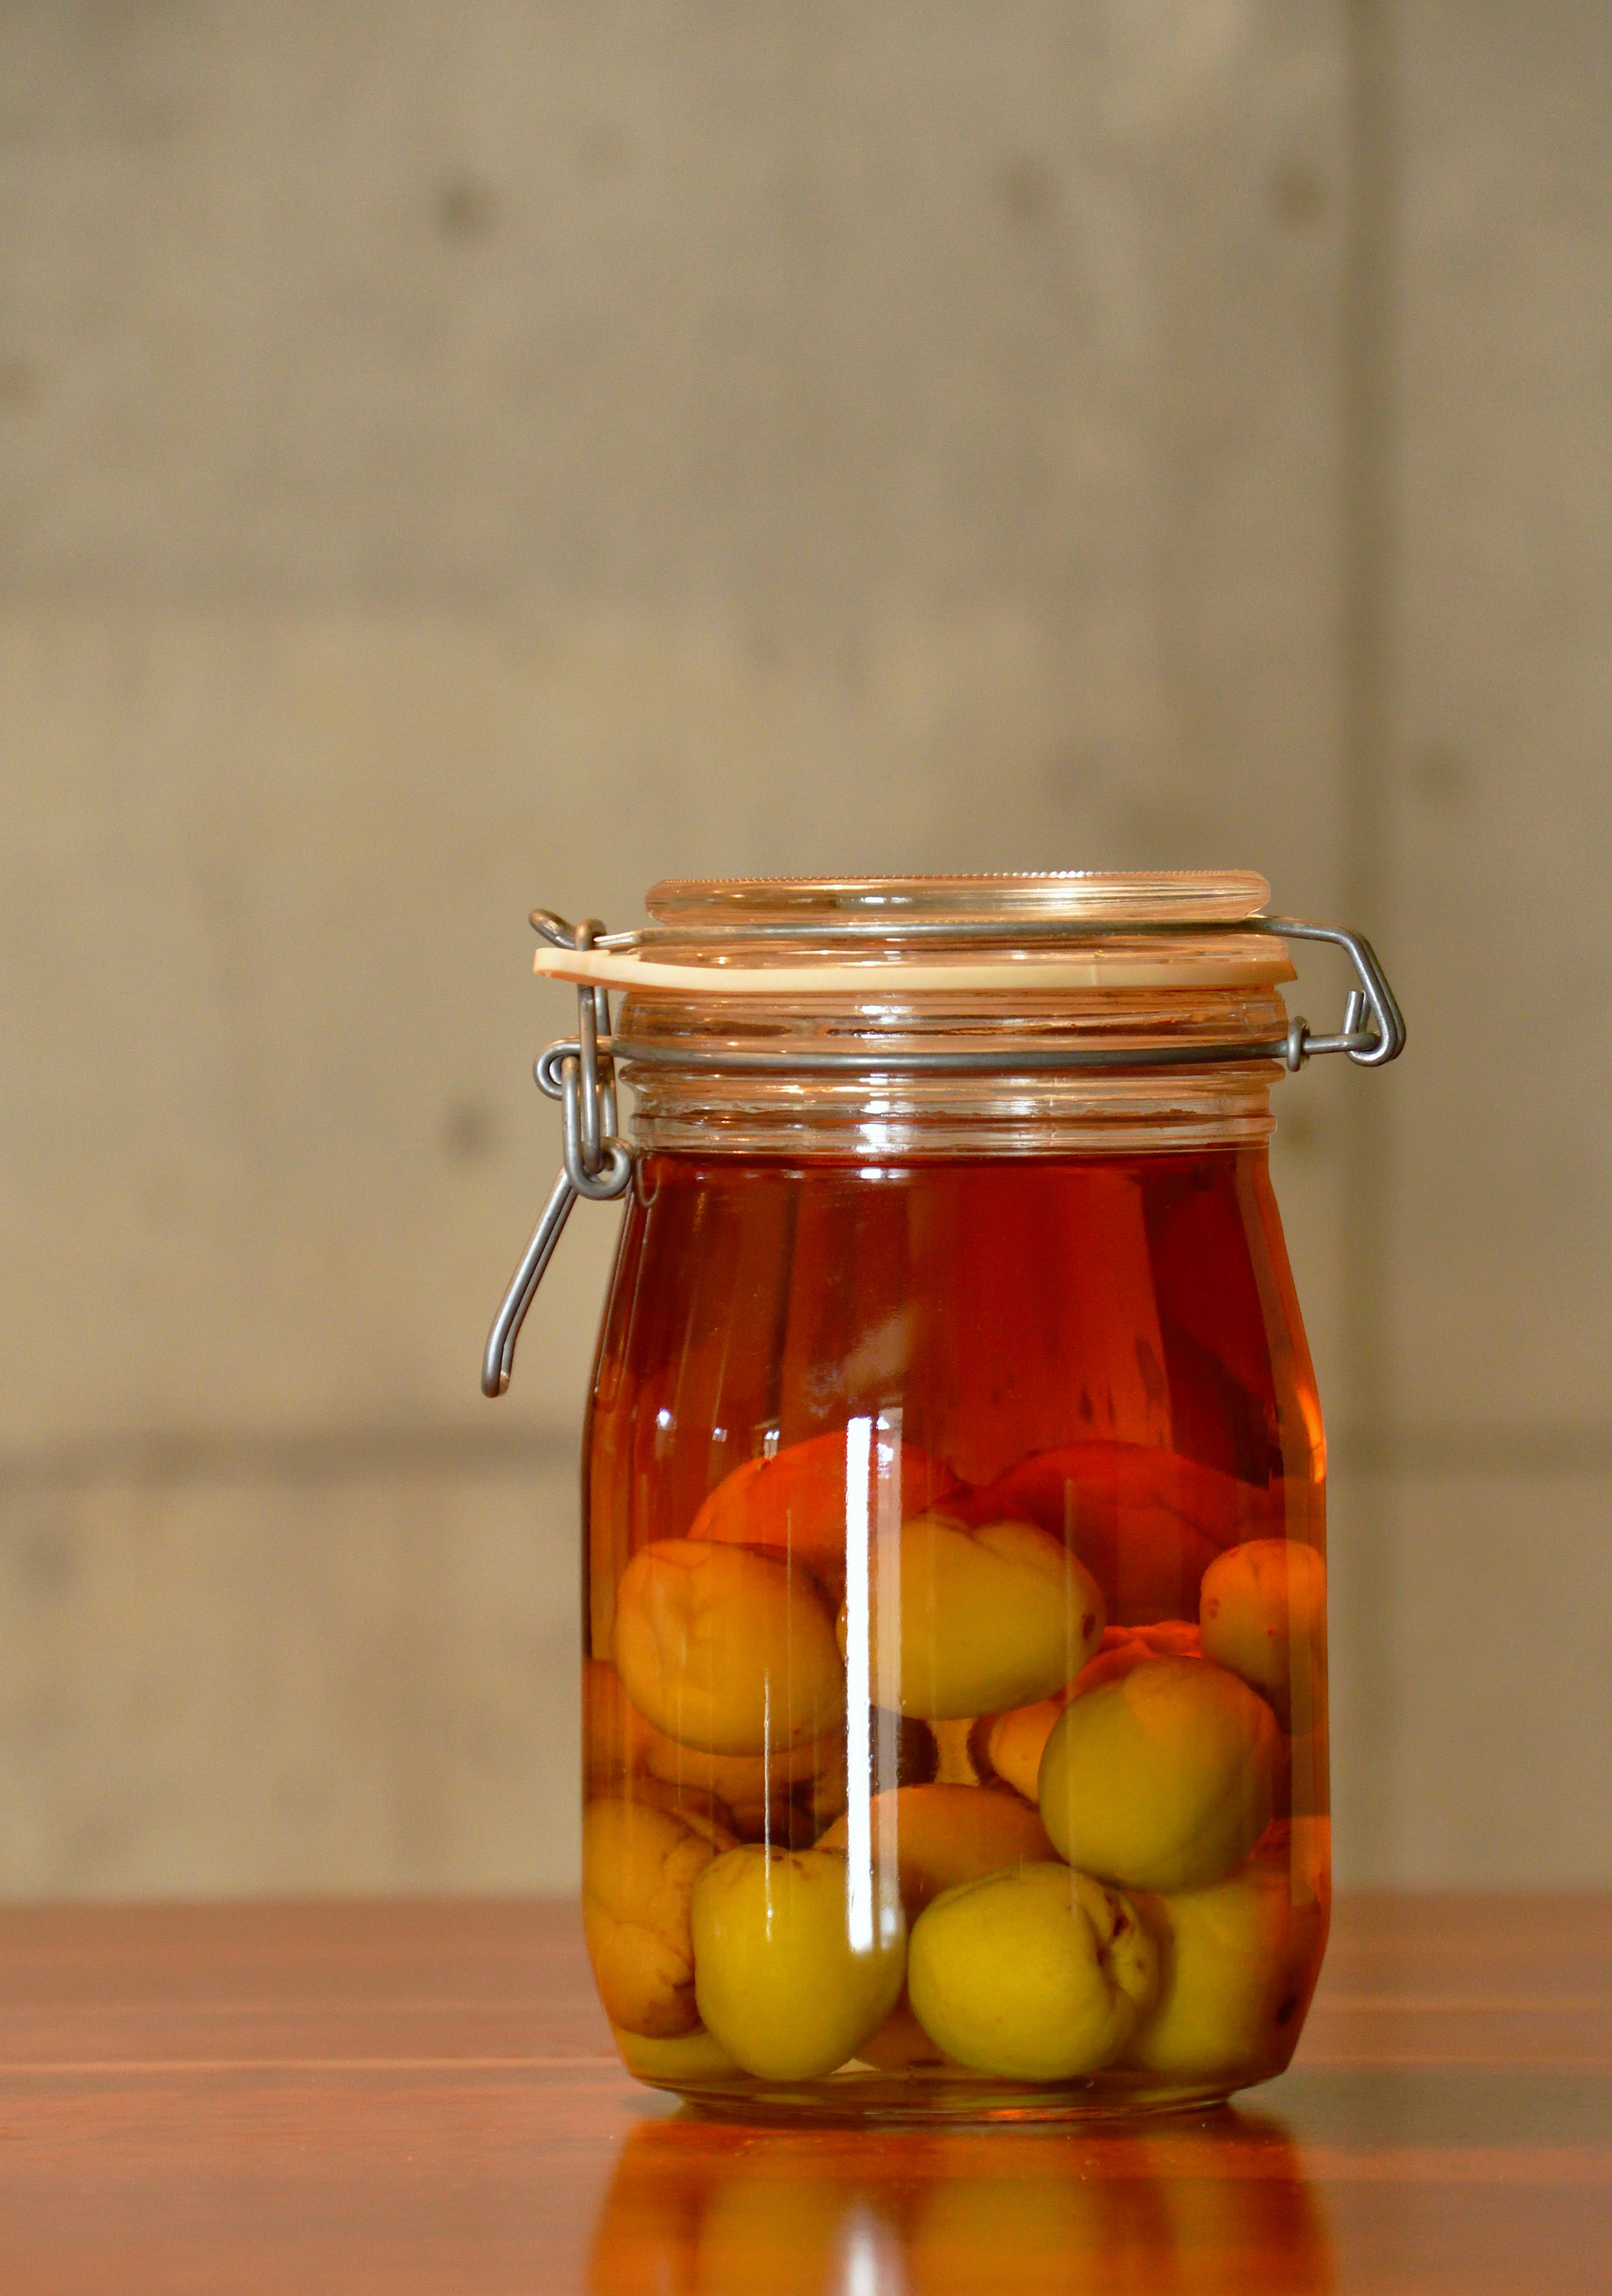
left=479, top=918, right=633, bottom=1398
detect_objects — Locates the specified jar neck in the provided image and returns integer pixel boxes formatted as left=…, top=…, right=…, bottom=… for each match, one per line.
left=618, top=984, right=1287, bottom=1157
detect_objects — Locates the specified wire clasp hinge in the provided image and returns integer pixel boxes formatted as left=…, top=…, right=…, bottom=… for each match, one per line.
left=480, top=916, right=634, bottom=1398
left=1261, top=918, right=1406, bottom=1072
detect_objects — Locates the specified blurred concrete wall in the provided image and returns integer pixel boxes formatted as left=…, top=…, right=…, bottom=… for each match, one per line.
left=0, top=0, right=1606, bottom=1895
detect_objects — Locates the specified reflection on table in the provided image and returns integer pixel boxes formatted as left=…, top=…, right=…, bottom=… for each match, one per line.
left=589, top=2103, right=1332, bottom=2294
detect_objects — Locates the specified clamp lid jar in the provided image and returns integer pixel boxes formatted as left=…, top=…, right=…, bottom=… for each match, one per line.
left=484, top=872, right=1403, bottom=2122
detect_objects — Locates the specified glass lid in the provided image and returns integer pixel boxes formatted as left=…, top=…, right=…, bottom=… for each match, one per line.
left=645, top=872, right=1272, bottom=931
left=533, top=872, right=1292, bottom=994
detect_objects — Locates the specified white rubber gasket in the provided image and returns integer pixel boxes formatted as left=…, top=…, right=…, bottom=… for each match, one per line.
left=533, top=943, right=1295, bottom=996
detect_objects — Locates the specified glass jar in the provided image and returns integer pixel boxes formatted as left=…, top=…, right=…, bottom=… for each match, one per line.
left=484, top=874, right=1404, bottom=2124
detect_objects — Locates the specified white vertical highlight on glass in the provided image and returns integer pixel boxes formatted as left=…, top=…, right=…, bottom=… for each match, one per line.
left=874, top=1410, right=904, bottom=1946
left=843, top=1414, right=874, bottom=1953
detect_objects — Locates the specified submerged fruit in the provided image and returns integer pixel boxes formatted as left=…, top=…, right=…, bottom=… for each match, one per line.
left=691, top=1846, right=907, bottom=2079
left=582, top=1795, right=735, bottom=2037
left=1199, top=1539, right=1327, bottom=1731
left=643, top=1729, right=830, bottom=1802
left=689, top=1430, right=957, bottom=1594
left=610, top=2021, right=740, bottom=2082
left=817, top=1783, right=1055, bottom=1916
left=642, top=1726, right=841, bottom=1843
left=981, top=1691, right=1071, bottom=1803
left=1127, top=1859, right=1325, bottom=2079
left=982, top=1622, right=1204, bottom=1800
left=1039, top=1657, right=1276, bottom=1892
left=848, top=1513, right=1103, bottom=1721
left=582, top=1657, right=656, bottom=1792
left=908, top=1863, right=1156, bottom=2079
left=853, top=1991, right=950, bottom=2068
left=613, top=1538, right=845, bottom=1755
left=979, top=1442, right=1278, bottom=1624
left=1076, top=1618, right=1204, bottom=1695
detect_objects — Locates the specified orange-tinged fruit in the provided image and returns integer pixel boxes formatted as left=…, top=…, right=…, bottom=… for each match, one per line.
left=1199, top=1539, right=1327, bottom=1731
left=583, top=1656, right=656, bottom=1792
left=852, top=1990, right=949, bottom=2068
left=689, top=1430, right=958, bottom=1591
left=582, top=1795, right=736, bottom=2038
left=1076, top=1619, right=1204, bottom=1694
left=818, top=1783, right=1055, bottom=1916
left=979, top=1441, right=1284, bottom=1624
left=613, top=1538, right=845, bottom=1755
left=982, top=1691, right=1072, bottom=1803
left=644, top=1731, right=829, bottom=1799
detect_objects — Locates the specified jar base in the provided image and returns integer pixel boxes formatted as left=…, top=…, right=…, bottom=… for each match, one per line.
left=640, top=2068, right=1247, bottom=2128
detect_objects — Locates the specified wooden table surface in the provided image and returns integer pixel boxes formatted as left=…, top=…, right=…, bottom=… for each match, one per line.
left=0, top=1895, right=1607, bottom=2293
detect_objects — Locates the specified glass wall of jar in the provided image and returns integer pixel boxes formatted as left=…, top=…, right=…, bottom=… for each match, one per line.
left=501, top=875, right=1373, bottom=2123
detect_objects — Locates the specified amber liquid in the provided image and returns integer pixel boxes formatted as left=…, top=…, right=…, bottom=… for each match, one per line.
left=589, top=1150, right=1321, bottom=1601
left=584, top=1149, right=1329, bottom=2119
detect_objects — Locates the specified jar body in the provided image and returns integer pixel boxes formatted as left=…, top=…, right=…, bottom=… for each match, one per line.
left=581, top=1146, right=1328, bottom=2121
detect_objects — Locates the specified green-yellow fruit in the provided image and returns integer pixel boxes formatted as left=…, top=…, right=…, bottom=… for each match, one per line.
left=850, top=1514, right=1104, bottom=1721
left=1039, top=1658, right=1277, bottom=1893
left=613, top=1538, right=846, bottom=1755
left=817, top=1784, right=1055, bottom=1916
left=582, top=1795, right=736, bottom=2037
left=1126, top=1861, right=1325, bottom=2079
left=983, top=1623, right=1202, bottom=1799
left=907, top=1863, right=1156, bottom=2080
left=610, top=2021, right=740, bottom=2082
left=816, top=1784, right=1053, bottom=2074
left=691, top=1846, right=906, bottom=2079
left=1199, top=1539, right=1327, bottom=1731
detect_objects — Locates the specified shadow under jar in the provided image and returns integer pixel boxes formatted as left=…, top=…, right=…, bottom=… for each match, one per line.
left=486, top=873, right=1404, bottom=2124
